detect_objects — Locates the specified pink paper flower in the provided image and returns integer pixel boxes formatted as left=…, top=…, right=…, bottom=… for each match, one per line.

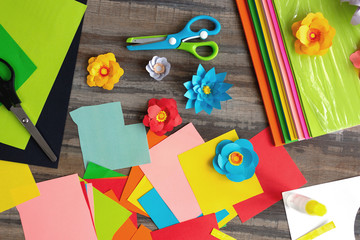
left=350, top=50, right=360, bottom=69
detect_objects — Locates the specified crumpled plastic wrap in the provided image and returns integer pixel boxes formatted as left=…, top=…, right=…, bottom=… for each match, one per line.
left=272, top=0, right=360, bottom=137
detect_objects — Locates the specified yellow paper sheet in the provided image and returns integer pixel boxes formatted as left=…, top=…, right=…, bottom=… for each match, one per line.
left=297, top=221, right=336, bottom=240
left=127, top=176, right=153, bottom=214
left=0, top=160, right=40, bottom=212
left=211, top=228, right=236, bottom=240
left=218, top=207, right=238, bottom=228
left=179, top=130, right=263, bottom=215
left=254, top=0, right=297, bottom=140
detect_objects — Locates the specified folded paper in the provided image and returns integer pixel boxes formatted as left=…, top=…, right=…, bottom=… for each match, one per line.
left=184, top=64, right=232, bottom=115
left=179, top=130, right=263, bottom=215
left=0, top=160, right=39, bottom=213
left=146, top=56, right=171, bottom=81
left=16, top=174, right=97, bottom=240
left=283, top=176, right=360, bottom=240
left=138, top=188, right=179, bottom=229
left=140, top=123, right=204, bottom=222
left=70, top=102, right=151, bottom=170
left=0, top=0, right=86, bottom=149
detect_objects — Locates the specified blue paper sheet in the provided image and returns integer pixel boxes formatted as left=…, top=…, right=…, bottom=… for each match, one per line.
left=70, top=102, right=151, bottom=170
left=138, top=188, right=179, bottom=229
left=215, top=209, right=229, bottom=223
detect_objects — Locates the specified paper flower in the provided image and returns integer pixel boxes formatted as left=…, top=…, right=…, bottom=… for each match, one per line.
left=213, top=139, right=259, bottom=182
left=292, top=13, right=336, bottom=56
left=143, top=98, right=182, bottom=136
left=350, top=50, right=360, bottom=69
left=86, top=53, right=124, bottom=90
left=184, top=64, right=232, bottom=114
left=145, top=56, right=171, bottom=81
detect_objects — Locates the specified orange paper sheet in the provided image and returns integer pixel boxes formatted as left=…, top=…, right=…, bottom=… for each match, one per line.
left=131, top=225, right=152, bottom=240
left=113, top=218, right=137, bottom=240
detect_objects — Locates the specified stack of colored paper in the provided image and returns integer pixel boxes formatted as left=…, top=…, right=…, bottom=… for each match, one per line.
left=236, top=0, right=360, bottom=146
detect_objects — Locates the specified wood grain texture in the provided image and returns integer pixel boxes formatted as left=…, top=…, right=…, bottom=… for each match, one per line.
left=1, top=0, right=360, bottom=239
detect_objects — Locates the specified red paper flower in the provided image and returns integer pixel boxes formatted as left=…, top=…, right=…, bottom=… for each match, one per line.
left=143, top=98, right=182, bottom=136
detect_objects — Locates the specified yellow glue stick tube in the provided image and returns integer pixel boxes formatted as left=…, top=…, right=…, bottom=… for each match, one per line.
left=283, top=193, right=327, bottom=216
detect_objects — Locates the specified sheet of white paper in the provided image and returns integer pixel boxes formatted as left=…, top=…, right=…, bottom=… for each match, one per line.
left=283, top=176, right=360, bottom=240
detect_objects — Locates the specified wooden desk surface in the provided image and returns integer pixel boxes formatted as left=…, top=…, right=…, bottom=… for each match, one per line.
left=1, top=0, right=360, bottom=239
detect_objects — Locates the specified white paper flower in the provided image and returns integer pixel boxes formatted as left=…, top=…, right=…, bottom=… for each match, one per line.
left=146, top=56, right=171, bottom=81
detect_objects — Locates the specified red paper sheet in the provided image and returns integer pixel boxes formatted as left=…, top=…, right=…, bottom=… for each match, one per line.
left=233, top=127, right=307, bottom=222
left=84, top=177, right=127, bottom=200
left=151, top=214, right=219, bottom=240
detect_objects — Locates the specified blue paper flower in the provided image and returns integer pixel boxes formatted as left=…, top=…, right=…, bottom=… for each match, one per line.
left=184, top=64, right=232, bottom=114
left=212, top=139, right=259, bottom=182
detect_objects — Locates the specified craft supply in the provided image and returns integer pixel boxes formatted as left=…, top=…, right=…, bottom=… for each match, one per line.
left=283, top=176, right=360, bottom=240
left=143, top=98, right=182, bottom=136
left=272, top=0, right=360, bottom=138
left=235, top=0, right=284, bottom=146
left=131, top=225, right=152, bottom=240
left=0, top=160, right=39, bottom=213
left=86, top=183, right=95, bottom=220
left=104, top=190, right=137, bottom=226
left=17, top=174, right=97, bottom=240
left=233, top=127, right=306, bottom=222
left=140, top=123, right=204, bottom=222
left=127, top=175, right=153, bottom=214
left=217, top=207, right=238, bottom=228
left=264, top=0, right=310, bottom=140
left=151, top=214, right=219, bottom=240
left=179, top=129, right=263, bottom=215
left=70, top=102, right=151, bottom=170
left=146, top=56, right=171, bottom=81
left=210, top=228, right=236, bottom=240
left=283, top=193, right=327, bottom=216
left=253, top=0, right=298, bottom=141
left=83, top=162, right=125, bottom=179
left=85, top=177, right=128, bottom=200
left=86, top=53, right=124, bottom=90
left=0, top=59, right=56, bottom=162
left=113, top=218, right=137, bottom=240
left=184, top=64, right=232, bottom=115
left=297, top=221, right=336, bottom=240
left=341, top=0, right=360, bottom=25
left=0, top=15, right=86, bottom=168
left=127, top=15, right=221, bottom=61
left=246, top=0, right=292, bottom=143
left=92, top=187, right=132, bottom=240
left=138, top=188, right=180, bottom=229
left=0, top=0, right=86, bottom=149
left=213, top=139, right=259, bottom=182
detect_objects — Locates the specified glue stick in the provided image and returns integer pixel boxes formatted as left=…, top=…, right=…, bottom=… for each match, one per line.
left=283, top=193, right=327, bottom=216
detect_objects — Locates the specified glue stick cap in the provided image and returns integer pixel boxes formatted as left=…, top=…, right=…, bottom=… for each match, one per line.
left=305, top=200, right=327, bottom=216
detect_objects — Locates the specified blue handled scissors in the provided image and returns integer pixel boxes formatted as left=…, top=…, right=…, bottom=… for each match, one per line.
left=127, top=15, right=221, bottom=61
left=0, top=58, right=57, bottom=162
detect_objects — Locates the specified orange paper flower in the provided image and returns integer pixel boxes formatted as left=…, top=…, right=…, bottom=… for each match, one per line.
left=292, top=13, right=336, bottom=56
left=86, top=53, right=124, bottom=90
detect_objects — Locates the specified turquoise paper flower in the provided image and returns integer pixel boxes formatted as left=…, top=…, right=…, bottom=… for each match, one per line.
left=184, top=64, right=232, bottom=114
left=213, top=139, right=259, bottom=182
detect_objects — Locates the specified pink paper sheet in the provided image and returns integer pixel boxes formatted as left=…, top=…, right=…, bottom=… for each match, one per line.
left=266, top=0, right=310, bottom=139
left=260, top=0, right=304, bottom=140
left=17, top=174, right=97, bottom=240
left=140, top=123, right=204, bottom=222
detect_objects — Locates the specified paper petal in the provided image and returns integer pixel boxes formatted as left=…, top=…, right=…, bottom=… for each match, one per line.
left=184, top=81, right=193, bottom=89
left=194, top=100, right=203, bottom=114
left=215, top=72, right=227, bottom=83
left=148, top=105, right=161, bottom=118
left=185, top=99, right=195, bottom=109
left=215, top=140, right=233, bottom=154
left=197, top=64, right=206, bottom=78
left=234, top=139, right=254, bottom=151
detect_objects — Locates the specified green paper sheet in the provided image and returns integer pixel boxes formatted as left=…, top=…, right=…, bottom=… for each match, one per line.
left=0, top=25, right=36, bottom=95
left=247, top=0, right=291, bottom=143
left=272, top=0, right=360, bottom=137
left=93, top=188, right=132, bottom=240
left=0, top=0, right=86, bottom=149
left=83, top=162, right=126, bottom=179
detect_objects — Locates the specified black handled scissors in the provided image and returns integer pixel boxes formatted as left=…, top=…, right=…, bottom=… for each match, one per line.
left=0, top=58, right=57, bottom=162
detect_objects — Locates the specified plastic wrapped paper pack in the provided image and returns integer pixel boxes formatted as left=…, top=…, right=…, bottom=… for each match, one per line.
left=272, top=0, right=360, bottom=137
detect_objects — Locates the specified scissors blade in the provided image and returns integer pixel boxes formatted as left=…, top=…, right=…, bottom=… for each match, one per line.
left=127, top=36, right=166, bottom=44
left=10, top=105, right=57, bottom=162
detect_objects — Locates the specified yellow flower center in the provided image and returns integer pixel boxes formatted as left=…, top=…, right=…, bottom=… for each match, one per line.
left=229, top=152, right=243, bottom=166
left=99, top=66, right=109, bottom=77
left=156, top=111, right=167, bottom=122
left=310, top=32, right=316, bottom=39
left=203, top=85, right=211, bottom=95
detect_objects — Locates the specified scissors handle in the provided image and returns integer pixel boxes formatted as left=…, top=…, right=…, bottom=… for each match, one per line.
left=0, top=58, right=20, bottom=110
left=176, top=15, right=221, bottom=41
left=178, top=41, right=219, bottom=61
